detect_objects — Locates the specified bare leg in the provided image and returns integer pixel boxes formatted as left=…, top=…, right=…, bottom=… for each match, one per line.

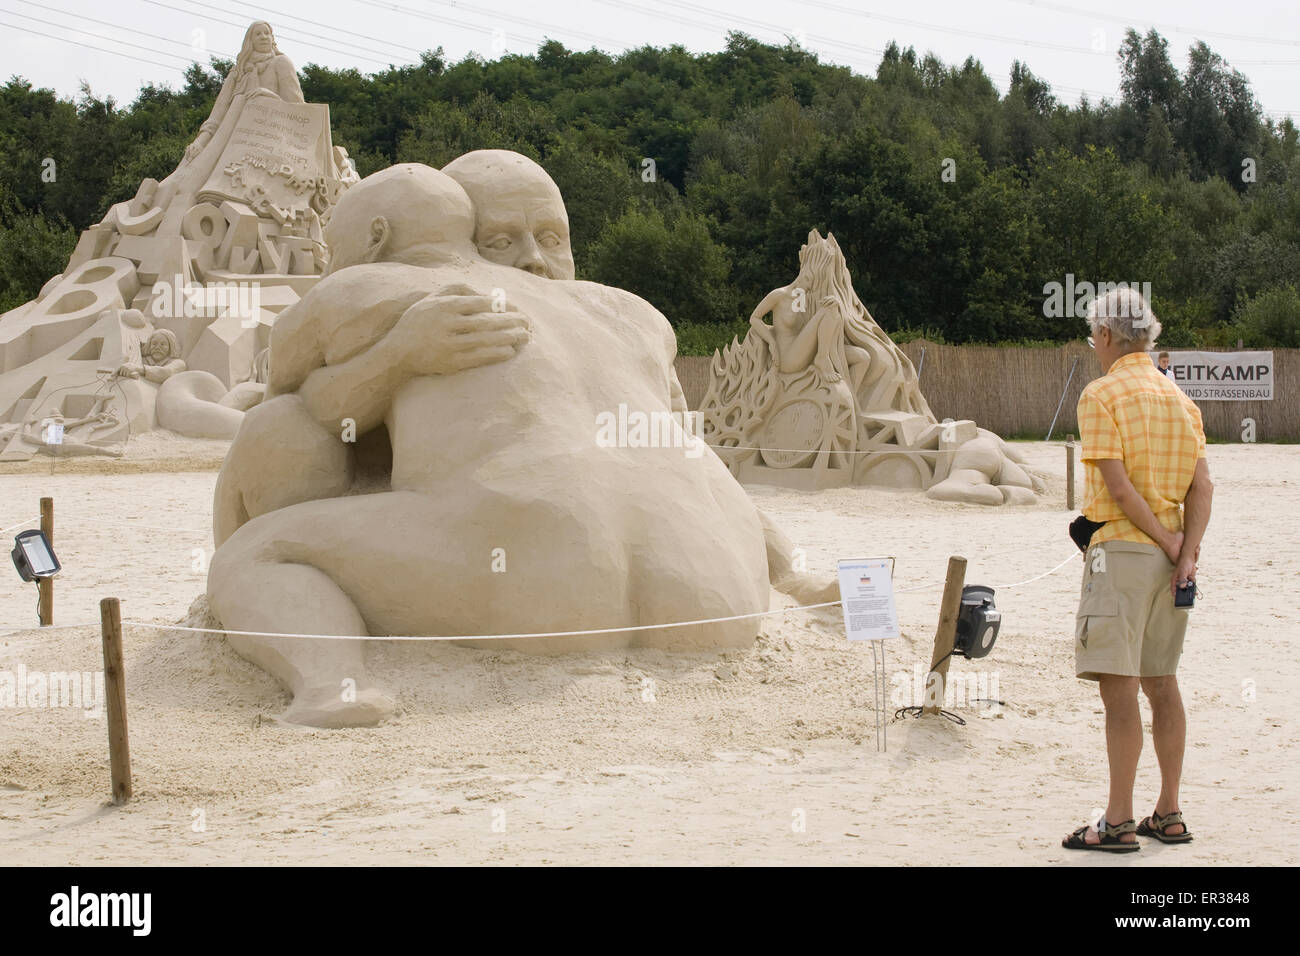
left=812, top=304, right=845, bottom=383
left=1094, top=675, right=1141, bottom=844
left=213, top=394, right=352, bottom=547
left=759, top=510, right=838, bottom=604
left=843, top=343, right=871, bottom=396
left=1141, top=675, right=1187, bottom=835
left=209, top=537, right=393, bottom=728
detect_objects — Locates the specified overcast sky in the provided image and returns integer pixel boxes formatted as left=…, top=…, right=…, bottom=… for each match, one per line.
left=2, top=0, right=1297, bottom=123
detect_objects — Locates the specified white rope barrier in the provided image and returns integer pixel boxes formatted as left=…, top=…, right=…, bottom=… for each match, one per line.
left=118, top=600, right=845, bottom=642
left=0, top=550, right=1083, bottom=641
left=986, top=551, right=1081, bottom=590
left=706, top=442, right=970, bottom=456
left=0, top=517, right=40, bottom=535
left=64, top=515, right=211, bottom=535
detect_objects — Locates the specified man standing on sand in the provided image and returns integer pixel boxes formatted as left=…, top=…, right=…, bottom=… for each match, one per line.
left=1062, top=287, right=1214, bottom=852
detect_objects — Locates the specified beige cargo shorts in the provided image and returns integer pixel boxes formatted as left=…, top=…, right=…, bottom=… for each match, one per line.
left=1075, top=540, right=1189, bottom=681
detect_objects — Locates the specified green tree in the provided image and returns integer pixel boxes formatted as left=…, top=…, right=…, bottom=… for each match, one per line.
left=584, top=204, right=737, bottom=326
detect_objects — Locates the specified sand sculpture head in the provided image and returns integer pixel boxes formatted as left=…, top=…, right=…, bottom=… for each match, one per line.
left=442, top=150, right=575, bottom=280
left=241, top=21, right=279, bottom=62
left=145, top=329, right=180, bottom=365
left=323, top=163, right=477, bottom=274
left=795, top=230, right=873, bottom=328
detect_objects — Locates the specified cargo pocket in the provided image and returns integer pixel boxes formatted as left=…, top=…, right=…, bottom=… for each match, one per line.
left=1076, top=592, right=1119, bottom=648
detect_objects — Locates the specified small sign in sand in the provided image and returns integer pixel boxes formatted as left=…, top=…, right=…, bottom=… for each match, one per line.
left=837, top=557, right=899, bottom=641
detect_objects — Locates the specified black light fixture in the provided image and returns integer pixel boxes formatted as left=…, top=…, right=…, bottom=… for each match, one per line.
left=11, top=530, right=60, bottom=582
left=954, top=585, right=1000, bottom=659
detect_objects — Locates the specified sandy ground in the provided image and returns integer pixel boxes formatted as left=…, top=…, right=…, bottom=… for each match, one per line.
left=0, top=441, right=1294, bottom=865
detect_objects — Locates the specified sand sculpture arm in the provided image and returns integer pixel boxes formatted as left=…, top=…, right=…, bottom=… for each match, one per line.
left=185, top=72, right=237, bottom=161
left=749, top=288, right=785, bottom=333
left=785, top=296, right=838, bottom=373
left=270, top=54, right=305, bottom=103
left=284, top=281, right=532, bottom=436
left=295, top=324, right=418, bottom=435
left=143, top=359, right=186, bottom=384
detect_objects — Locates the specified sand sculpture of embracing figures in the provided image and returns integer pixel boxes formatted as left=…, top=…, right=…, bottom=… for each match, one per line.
left=205, top=151, right=817, bottom=727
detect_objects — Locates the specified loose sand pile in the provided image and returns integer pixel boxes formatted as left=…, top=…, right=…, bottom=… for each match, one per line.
left=0, top=442, right=1294, bottom=864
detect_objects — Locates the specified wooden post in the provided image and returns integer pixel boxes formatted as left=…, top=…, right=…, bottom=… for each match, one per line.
left=924, top=556, right=967, bottom=715
left=1066, top=434, right=1076, bottom=511
left=38, top=497, right=53, bottom=626
left=100, top=598, right=132, bottom=804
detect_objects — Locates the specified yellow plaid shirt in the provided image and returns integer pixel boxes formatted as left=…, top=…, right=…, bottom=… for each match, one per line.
left=1077, top=351, right=1206, bottom=546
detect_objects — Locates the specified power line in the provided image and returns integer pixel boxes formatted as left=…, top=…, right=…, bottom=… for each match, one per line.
left=223, top=0, right=427, bottom=56
left=13, top=0, right=235, bottom=60
left=349, top=0, right=547, bottom=53
left=1000, top=0, right=1298, bottom=117
left=0, top=17, right=187, bottom=71
left=1007, top=0, right=1300, bottom=49
left=593, top=0, right=886, bottom=70
left=0, top=6, right=198, bottom=67
left=597, top=0, right=1122, bottom=104
left=803, top=0, right=1112, bottom=58
left=177, top=0, right=419, bottom=62
left=138, top=0, right=416, bottom=67
left=420, top=0, right=627, bottom=51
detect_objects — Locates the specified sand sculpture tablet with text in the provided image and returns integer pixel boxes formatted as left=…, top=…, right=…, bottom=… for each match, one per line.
left=699, top=230, right=1043, bottom=506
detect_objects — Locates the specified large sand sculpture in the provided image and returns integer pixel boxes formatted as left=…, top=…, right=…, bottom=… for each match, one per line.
left=206, top=161, right=780, bottom=727
left=699, top=231, right=1043, bottom=505
left=0, top=21, right=355, bottom=458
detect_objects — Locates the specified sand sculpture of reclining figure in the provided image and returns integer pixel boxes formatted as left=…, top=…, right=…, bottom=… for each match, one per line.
left=206, top=162, right=773, bottom=727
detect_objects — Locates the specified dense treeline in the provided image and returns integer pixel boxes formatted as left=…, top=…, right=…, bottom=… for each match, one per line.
left=3, top=29, right=1299, bottom=352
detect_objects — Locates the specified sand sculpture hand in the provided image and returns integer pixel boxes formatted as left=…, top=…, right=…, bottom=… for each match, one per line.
left=394, top=285, right=532, bottom=377
left=183, top=131, right=211, bottom=163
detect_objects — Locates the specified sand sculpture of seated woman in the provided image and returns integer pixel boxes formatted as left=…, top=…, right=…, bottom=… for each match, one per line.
left=152, top=21, right=304, bottom=217
left=700, top=230, right=1042, bottom=504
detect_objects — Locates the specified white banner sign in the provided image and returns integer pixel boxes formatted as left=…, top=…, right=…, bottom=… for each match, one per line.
left=837, top=558, right=900, bottom=641
left=1160, top=350, right=1273, bottom=401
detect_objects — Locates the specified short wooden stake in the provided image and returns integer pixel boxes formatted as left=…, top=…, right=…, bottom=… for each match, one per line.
left=38, top=497, right=53, bottom=626
left=924, top=556, right=967, bottom=715
left=100, top=598, right=132, bottom=804
left=1065, top=434, right=1076, bottom=511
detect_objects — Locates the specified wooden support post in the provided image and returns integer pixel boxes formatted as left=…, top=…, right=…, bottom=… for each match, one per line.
left=924, top=556, right=967, bottom=715
left=100, top=598, right=132, bottom=804
left=1066, top=434, right=1076, bottom=512
left=38, top=497, right=53, bottom=626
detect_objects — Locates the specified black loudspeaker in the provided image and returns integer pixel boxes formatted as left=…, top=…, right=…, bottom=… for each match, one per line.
left=954, top=585, right=999, bottom=659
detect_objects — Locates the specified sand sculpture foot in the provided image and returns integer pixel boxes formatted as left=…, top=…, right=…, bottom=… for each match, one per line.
left=280, top=683, right=396, bottom=729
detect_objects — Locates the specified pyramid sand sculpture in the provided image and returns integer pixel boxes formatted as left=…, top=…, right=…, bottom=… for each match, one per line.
left=0, top=21, right=357, bottom=459
left=699, top=230, right=1044, bottom=506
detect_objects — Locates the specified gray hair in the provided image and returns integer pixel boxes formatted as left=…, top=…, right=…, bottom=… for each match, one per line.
left=1086, top=285, right=1161, bottom=348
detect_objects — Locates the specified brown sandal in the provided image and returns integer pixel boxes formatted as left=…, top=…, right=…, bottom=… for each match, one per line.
left=1137, top=810, right=1193, bottom=844
left=1062, top=817, right=1140, bottom=852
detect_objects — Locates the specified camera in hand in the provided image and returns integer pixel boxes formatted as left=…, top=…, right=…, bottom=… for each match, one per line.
left=1174, top=581, right=1196, bottom=609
